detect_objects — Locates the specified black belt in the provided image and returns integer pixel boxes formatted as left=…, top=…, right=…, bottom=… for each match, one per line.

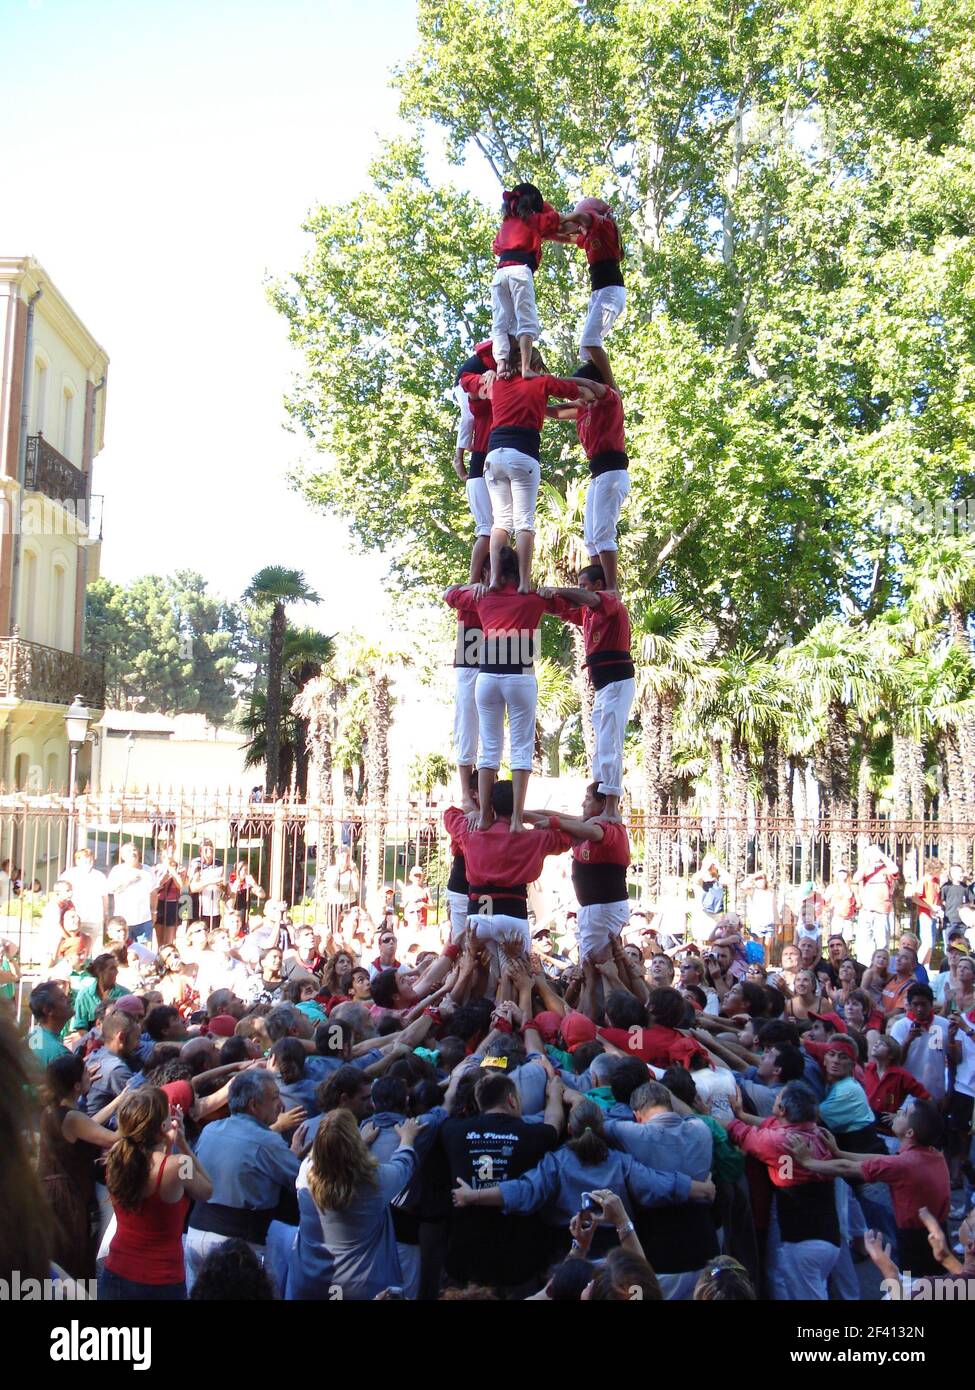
left=487, top=425, right=541, bottom=460
left=468, top=450, right=486, bottom=480
left=469, top=883, right=529, bottom=920
left=586, top=648, right=635, bottom=691
left=498, top=250, right=538, bottom=270
left=589, top=259, right=625, bottom=291
left=188, top=1200, right=277, bottom=1242
left=589, top=449, right=629, bottom=477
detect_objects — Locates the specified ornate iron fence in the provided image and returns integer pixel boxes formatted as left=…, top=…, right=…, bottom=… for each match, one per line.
left=1, top=788, right=973, bottom=970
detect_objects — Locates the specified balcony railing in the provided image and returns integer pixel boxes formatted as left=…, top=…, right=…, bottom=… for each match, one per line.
left=25, top=434, right=88, bottom=511
left=0, top=637, right=104, bottom=708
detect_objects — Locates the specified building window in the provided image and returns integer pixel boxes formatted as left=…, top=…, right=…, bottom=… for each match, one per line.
left=32, top=358, right=48, bottom=434
left=51, top=563, right=67, bottom=649
left=13, top=754, right=28, bottom=792
left=22, top=549, right=38, bottom=640
left=61, top=386, right=75, bottom=460
left=46, top=752, right=60, bottom=790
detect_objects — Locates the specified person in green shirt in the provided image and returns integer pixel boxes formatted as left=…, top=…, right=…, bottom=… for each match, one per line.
left=69, top=953, right=127, bottom=1032
left=0, top=936, right=20, bottom=1007
left=27, top=981, right=73, bottom=1067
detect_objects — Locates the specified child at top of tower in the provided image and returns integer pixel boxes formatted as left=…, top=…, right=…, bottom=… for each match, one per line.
left=561, top=197, right=626, bottom=392
left=490, top=182, right=562, bottom=381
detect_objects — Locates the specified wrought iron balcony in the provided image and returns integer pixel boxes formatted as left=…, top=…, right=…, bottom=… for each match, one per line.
left=25, top=434, right=88, bottom=511
left=0, top=637, right=104, bottom=708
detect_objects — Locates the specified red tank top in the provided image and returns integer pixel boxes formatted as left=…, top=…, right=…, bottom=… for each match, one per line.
left=106, top=1152, right=189, bottom=1285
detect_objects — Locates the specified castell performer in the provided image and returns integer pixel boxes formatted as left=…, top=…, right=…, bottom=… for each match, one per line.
left=445, top=770, right=479, bottom=944
left=490, top=182, right=562, bottom=379
left=453, top=340, right=496, bottom=583
left=447, top=555, right=487, bottom=808
left=444, top=545, right=569, bottom=833
left=476, top=348, right=592, bottom=593
left=526, top=783, right=631, bottom=962
left=540, top=566, right=635, bottom=822
left=546, top=360, right=627, bottom=593
left=561, top=196, right=626, bottom=392
left=444, top=780, right=572, bottom=962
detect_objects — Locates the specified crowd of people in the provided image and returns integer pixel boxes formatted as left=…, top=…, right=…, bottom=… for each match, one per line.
left=4, top=182, right=975, bottom=1305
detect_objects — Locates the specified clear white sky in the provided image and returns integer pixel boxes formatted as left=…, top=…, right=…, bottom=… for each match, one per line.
left=3, top=0, right=495, bottom=638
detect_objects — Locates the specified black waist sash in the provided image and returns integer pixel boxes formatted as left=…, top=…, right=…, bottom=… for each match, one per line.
left=468, top=449, right=486, bottom=480
left=498, top=249, right=538, bottom=271
left=589, top=259, right=625, bottom=291
left=189, top=1200, right=277, bottom=1242
left=469, top=882, right=529, bottom=920
left=487, top=425, right=541, bottom=460
left=447, top=852, right=469, bottom=895
left=589, top=448, right=629, bottom=477
left=775, top=1180, right=840, bottom=1246
left=587, top=647, right=635, bottom=691
left=571, top=859, right=628, bottom=906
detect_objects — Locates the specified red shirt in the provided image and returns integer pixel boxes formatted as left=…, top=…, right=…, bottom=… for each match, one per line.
left=728, top=1117, right=836, bottom=1187
left=443, top=807, right=571, bottom=892
left=571, top=821, right=630, bottom=868
left=106, top=1154, right=189, bottom=1285
left=597, top=1023, right=708, bottom=1070
left=442, top=586, right=561, bottom=650
left=493, top=204, right=561, bottom=267
left=575, top=212, right=623, bottom=266
left=862, top=1061, right=930, bottom=1118
left=552, top=591, right=631, bottom=663
left=860, top=1145, right=950, bottom=1229
left=575, top=387, right=626, bottom=464
left=488, top=374, right=582, bottom=434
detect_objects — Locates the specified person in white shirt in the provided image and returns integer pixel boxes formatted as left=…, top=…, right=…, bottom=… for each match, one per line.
left=193, top=925, right=251, bottom=1002
left=741, top=871, right=779, bottom=959
left=62, top=848, right=110, bottom=949
left=889, top=983, right=950, bottom=1102
left=189, top=840, right=226, bottom=929
left=106, top=844, right=157, bottom=945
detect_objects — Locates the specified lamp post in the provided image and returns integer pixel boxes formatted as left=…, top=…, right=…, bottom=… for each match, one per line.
left=64, top=694, right=91, bottom=862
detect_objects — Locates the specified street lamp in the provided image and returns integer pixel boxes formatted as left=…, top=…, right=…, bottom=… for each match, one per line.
left=64, top=694, right=91, bottom=861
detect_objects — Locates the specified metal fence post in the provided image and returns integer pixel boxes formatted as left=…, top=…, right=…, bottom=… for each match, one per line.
left=269, top=800, right=286, bottom=902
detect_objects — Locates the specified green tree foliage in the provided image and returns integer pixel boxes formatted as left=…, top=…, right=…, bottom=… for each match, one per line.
left=273, top=0, right=975, bottom=849
left=86, top=571, right=249, bottom=722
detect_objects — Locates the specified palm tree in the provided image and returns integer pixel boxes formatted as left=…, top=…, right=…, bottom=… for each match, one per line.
left=633, top=597, right=717, bottom=818
left=283, top=627, right=335, bottom=797
left=688, top=647, right=794, bottom=893
left=244, top=567, right=321, bottom=797
left=534, top=656, right=577, bottom=775
left=338, top=636, right=412, bottom=897
left=909, top=536, right=975, bottom=814
left=782, top=617, right=882, bottom=869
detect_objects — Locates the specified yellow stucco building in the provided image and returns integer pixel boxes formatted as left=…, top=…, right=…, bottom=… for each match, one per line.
left=0, top=256, right=107, bottom=792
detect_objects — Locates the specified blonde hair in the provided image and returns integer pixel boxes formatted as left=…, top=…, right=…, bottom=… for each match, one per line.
left=307, top=1108, right=378, bottom=1212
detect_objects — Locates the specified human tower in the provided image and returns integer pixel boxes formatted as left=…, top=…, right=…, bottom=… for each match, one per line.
left=442, top=182, right=635, bottom=974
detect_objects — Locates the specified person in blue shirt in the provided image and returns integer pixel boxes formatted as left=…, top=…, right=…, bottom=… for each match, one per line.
left=453, top=1098, right=715, bottom=1262
left=185, top=1070, right=301, bottom=1292
left=268, top=1037, right=321, bottom=1138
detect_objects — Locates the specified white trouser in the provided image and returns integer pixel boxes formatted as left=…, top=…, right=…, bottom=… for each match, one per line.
left=446, top=889, right=470, bottom=943
left=469, top=911, right=531, bottom=953
left=466, top=476, right=493, bottom=537
left=453, top=664, right=479, bottom=766
left=484, top=448, right=540, bottom=533
left=585, top=469, right=630, bottom=556
left=856, top=910, right=891, bottom=958
left=491, top=264, right=541, bottom=364
left=576, top=900, right=629, bottom=960
left=580, top=285, right=627, bottom=349
left=591, top=677, right=635, bottom=797
left=476, top=670, right=537, bottom=770
left=184, top=1228, right=267, bottom=1293
left=917, top=911, right=935, bottom=959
